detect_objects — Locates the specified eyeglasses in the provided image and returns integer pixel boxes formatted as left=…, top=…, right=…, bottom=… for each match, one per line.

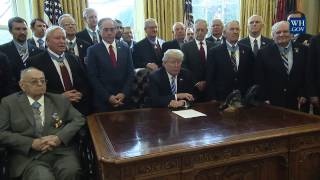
left=24, top=79, right=47, bottom=85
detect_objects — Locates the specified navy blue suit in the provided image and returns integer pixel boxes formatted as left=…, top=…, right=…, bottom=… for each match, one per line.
left=161, top=39, right=181, bottom=54
left=207, top=43, right=255, bottom=101
left=148, top=67, right=195, bottom=107
left=87, top=41, right=135, bottom=112
left=0, top=52, right=14, bottom=100
left=255, top=43, right=308, bottom=110
left=0, top=41, right=43, bottom=92
left=76, top=29, right=102, bottom=45
left=132, top=37, right=164, bottom=68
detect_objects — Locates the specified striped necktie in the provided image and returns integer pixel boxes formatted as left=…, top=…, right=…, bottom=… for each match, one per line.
left=171, top=76, right=176, bottom=95
left=281, top=49, right=289, bottom=74
left=230, top=48, right=237, bottom=72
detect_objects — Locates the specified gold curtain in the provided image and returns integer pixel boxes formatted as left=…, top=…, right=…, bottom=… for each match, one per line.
left=32, top=0, right=88, bottom=31
left=144, top=0, right=184, bottom=41
left=239, top=0, right=276, bottom=38
left=297, top=0, right=320, bottom=34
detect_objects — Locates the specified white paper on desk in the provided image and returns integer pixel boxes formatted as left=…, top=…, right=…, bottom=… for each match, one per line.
left=172, top=109, right=207, bottom=118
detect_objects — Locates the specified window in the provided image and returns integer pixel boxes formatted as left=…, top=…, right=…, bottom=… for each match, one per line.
left=192, top=0, right=240, bottom=29
left=88, top=0, right=145, bottom=41
left=0, top=0, right=14, bottom=44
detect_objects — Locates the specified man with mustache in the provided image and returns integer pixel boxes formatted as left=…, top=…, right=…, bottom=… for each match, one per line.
left=0, top=17, right=43, bottom=92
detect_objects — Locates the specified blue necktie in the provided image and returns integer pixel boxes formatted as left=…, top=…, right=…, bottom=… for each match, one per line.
left=171, top=76, right=176, bottom=95
left=31, top=101, right=43, bottom=136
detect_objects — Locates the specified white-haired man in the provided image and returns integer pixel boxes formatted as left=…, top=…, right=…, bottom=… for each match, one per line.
left=148, top=49, right=195, bottom=108
left=162, top=22, right=186, bottom=53
left=255, top=21, right=308, bottom=111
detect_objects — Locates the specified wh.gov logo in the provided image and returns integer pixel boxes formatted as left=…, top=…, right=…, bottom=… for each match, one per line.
left=289, top=17, right=306, bottom=34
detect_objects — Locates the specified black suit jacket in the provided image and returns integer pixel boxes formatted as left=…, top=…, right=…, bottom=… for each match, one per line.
left=148, top=67, right=195, bottom=107
left=238, top=36, right=273, bottom=51
left=206, top=36, right=225, bottom=47
left=307, top=34, right=320, bottom=97
left=0, top=41, right=43, bottom=92
left=294, top=33, right=313, bottom=46
left=206, top=43, right=255, bottom=101
left=132, top=37, right=164, bottom=68
left=76, top=29, right=102, bottom=45
left=255, top=43, right=308, bottom=110
left=161, top=39, right=181, bottom=54
left=27, top=51, right=92, bottom=115
left=181, top=40, right=214, bottom=82
left=27, top=38, right=36, bottom=47
left=68, top=38, right=91, bottom=66
left=0, top=52, right=14, bottom=100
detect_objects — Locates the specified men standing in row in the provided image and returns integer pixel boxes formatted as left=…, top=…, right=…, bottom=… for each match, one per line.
left=182, top=19, right=214, bottom=102
left=28, top=26, right=92, bottom=116
left=132, top=18, right=165, bottom=70
left=87, top=18, right=134, bottom=112
left=207, top=21, right=254, bottom=101
left=162, top=22, right=186, bottom=53
left=206, top=19, right=225, bottom=46
left=0, top=17, right=42, bottom=92
left=76, top=8, right=101, bottom=45
left=148, top=49, right=195, bottom=108
left=58, top=14, right=91, bottom=66
left=255, top=21, right=308, bottom=110
left=28, top=18, right=47, bottom=49
left=0, top=67, right=84, bottom=180
left=239, top=15, right=273, bottom=56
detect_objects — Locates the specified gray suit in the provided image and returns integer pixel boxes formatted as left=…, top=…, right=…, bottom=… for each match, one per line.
left=0, top=92, right=85, bottom=179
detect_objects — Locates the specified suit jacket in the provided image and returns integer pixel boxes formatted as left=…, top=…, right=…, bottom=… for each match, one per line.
left=206, top=43, right=255, bottom=101
left=0, top=52, right=14, bottom=100
left=76, top=29, right=102, bottom=45
left=255, top=43, right=308, bottom=110
left=0, top=41, right=43, bottom=92
left=27, top=38, right=46, bottom=49
left=87, top=41, right=135, bottom=112
left=132, top=37, right=165, bottom=68
left=294, top=33, right=313, bottom=46
left=0, top=92, right=85, bottom=177
left=27, top=51, right=92, bottom=115
left=161, top=39, right=181, bottom=54
left=307, top=34, right=320, bottom=97
left=148, top=67, right=195, bottom=107
left=181, top=39, right=215, bottom=82
left=206, top=36, right=225, bottom=47
left=238, top=36, right=273, bottom=51
left=69, top=38, right=91, bottom=66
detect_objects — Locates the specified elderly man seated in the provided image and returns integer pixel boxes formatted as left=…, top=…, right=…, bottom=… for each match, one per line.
left=0, top=67, right=85, bottom=180
left=148, top=49, right=196, bottom=108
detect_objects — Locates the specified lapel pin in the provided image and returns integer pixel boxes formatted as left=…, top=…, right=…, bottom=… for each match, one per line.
left=294, top=48, right=299, bottom=53
left=52, top=113, right=63, bottom=128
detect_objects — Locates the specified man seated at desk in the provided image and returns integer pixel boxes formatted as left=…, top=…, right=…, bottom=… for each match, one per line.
left=0, top=67, right=85, bottom=180
left=148, top=49, right=195, bottom=108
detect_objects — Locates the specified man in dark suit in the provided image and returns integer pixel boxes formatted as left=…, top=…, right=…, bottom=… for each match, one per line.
left=0, top=17, right=43, bottom=92
left=76, top=8, right=101, bottom=45
left=28, top=26, right=92, bottom=116
left=132, top=18, right=165, bottom=70
left=181, top=19, right=214, bottom=102
left=121, top=26, right=136, bottom=50
left=58, top=14, right=91, bottom=66
left=207, top=20, right=255, bottom=101
left=0, top=67, right=85, bottom=180
left=27, top=18, right=47, bottom=49
left=0, top=52, right=14, bottom=100
left=307, top=34, right=320, bottom=114
left=87, top=18, right=134, bottom=112
left=238, top=15, right=273, bottom=56
left=255, top=21, right=308, bottom=110
left=287, top=11, right=312, bottom=47
left=114, top=19, right=123, bottom=40
left=148, top=49, right=195, bottom=108
left=162, top=22, right=186, bottom=53
left=206, top=19, right=225, bottom=46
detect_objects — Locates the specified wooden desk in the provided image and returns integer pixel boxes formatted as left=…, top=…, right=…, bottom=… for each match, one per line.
left=88, top=102, right=320, bottom=180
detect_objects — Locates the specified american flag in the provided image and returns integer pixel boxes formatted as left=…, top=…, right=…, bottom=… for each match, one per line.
left=44, top=0, right=63, bottom=25
left=184, top=0, right=194, bottom=28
